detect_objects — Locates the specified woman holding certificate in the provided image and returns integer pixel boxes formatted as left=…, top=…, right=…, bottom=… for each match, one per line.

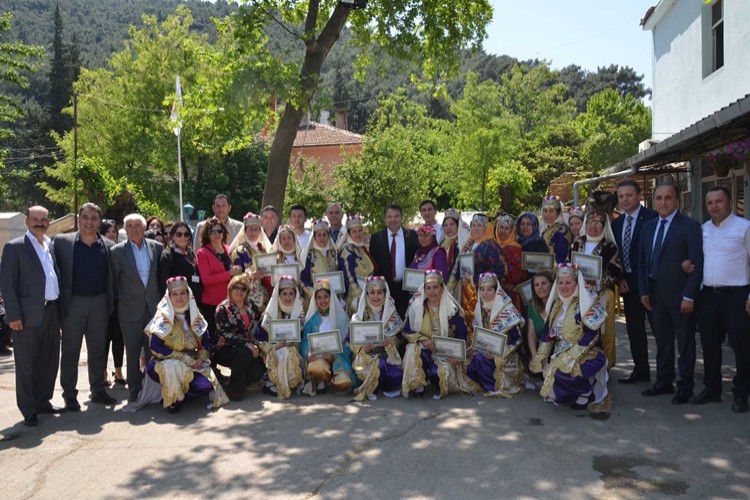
left=539, top=195, right=573, bottom=264
left=270, top=224, right=302, bottom=265
left=526, top=271, right=554, bottom=361
left=350, top=276, right=404, bottom=401
left=494, top=214, right=527, bottom=309
left=229, top=212, right=274, bottom=310
left=466, top=272, right=526, bottom=397
left=300, top=219, right=347, bottom=302
left=256, top=275, right=306, bottom=399
left=409, top=225, right=448, bottom=279
left=402, top=270, right=481, bottom=399
left=529, top=264, right=610, bottom=413
left=440, top=208, right=469, bottom=297
left=569, top=196, right=622, bottom=368
left=300, top=279, right=354, bottom=395
left=213, top=275, right=266, bottom=401
left=338, top=215, right=377, bottom=315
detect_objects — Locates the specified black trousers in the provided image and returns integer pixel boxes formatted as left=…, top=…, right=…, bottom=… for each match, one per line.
left=621, top=283, right=654, bottom=378
left=698, top=285, right=750, bottom=400
left=106, top=306, right=124, bottom=368
left=212, top=345, right=265, bottom=394
left=650, top=281, right=696, bottom=392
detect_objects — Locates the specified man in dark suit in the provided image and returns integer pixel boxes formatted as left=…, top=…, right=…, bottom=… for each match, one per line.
left=611, top=180, right=658, bottom=384
left=55, top=202, right=116, bottom=411
left=638, top=183, right=703, bottom=404
left=369, top=204, right=418, bottom=318
left=110, top=213, right=163, bottom=402
left=0, top=206, right=63, bottom=426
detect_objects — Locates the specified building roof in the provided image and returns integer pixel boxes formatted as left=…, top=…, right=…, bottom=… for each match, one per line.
left=292, top=121, right=363, bottom=148
left=641, top=1, right=677, bottom=30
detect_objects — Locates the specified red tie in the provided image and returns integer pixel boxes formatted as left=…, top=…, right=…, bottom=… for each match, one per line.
left=390, top=232, right=397, bottom=280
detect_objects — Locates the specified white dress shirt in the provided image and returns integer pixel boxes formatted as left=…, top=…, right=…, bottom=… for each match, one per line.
left=651, top=209, right=677, bottom=250
left=26, top=231, right=59, bottom=301
left=296, top=229, right=312, bottom=250
left=129, top=240, right=151, bottom=287
left=620, top=205, right=642, bottom=245
left=391, top=227, right=406, bottom=281
left=702, top=213, right=750, bottom=294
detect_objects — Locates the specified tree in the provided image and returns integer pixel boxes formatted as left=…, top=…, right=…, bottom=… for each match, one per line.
left=233, top=0, right=493, bottom=211
left=284, top=158, right=329, bottom=220
left=559, top=64, right=650, bottom=113
left=48, top=3, right=70, bottom=133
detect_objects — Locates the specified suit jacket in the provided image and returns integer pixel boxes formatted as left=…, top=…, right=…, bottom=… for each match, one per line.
left=638, top=211, right=703, bottom=303
left=612, top=206, right=657, bottom=293
left=369, top=227, right=418, bottom=282
left=110, top=238, right=163, bottom=320
left=0, top=235, right=60, bottom=328
left=53, top=232, right=114, bottom=319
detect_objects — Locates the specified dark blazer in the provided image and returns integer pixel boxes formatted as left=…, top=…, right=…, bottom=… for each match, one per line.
left=0, top=235, right=60, bottom=328
left=612, top=206, right=658, bottom=293
left=369, top=227, right=418, bottom=281
left=53, top=232, right=114, bottom=319
left=638, top=211, right=703, bottom=303
left=110, top=238, right=163, bottom=320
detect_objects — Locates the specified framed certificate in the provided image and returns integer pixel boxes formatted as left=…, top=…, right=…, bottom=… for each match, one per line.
left=308, top=330, right=343, bottom=355
left=432, top=336, right=466, bottom=362
left=518, top=279, right=533, bottom=305
left=471, top=327, right=508, bottom=357
left=458, top=253, right=474, bottom=279
left=313, top=271, right=345, bottom=294
left=522, top=252, right=555, bottom=272
left=349, top=321, right=384, bottom=345
left=254, top=253, right=277, bottom=274
left=271, top=263, right=300, bottom=286
left=268, top=319, right=301, bottom=343
left=402, top=268, right=426, bottom=292
left=571, top=252, right=603, bottom=281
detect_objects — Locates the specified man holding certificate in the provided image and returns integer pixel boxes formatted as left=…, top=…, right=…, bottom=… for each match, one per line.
left=401, top=271, right=481, bottom=399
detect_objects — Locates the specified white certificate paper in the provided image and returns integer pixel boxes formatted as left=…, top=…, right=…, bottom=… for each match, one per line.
left=254, top=253, right=277, bottom=273
left=403, top=268, right=426, bottom=292
left=349, top=321, right=384, bottom=345
left=271, top=263, right=300, bottom=286
left=471, top=327, right=508, bottom=357
left=312, top=271, right=345, bottom=294
left=268, top=319, right=301, bottom=343
left=458, top=253, right=474, bottom=279
left=432, top=336, right=466, bottom=362
left=308, top=330, right=343, bottom=355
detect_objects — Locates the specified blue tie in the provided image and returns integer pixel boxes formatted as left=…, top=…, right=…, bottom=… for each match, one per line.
left=649, top=219, right=667, bottom=278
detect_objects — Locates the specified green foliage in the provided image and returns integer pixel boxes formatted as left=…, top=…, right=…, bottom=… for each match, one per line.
left=283, top=159, right=329, bottom=222
left=575, top=88, right=652, bottom=172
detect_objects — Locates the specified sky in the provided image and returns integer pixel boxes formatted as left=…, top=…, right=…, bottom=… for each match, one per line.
left=484, top=0, right=657, bottom=94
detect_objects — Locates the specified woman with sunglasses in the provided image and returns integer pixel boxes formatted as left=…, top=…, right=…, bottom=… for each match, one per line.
left=159, top=222, right=203, bottom=303
left=196, top=217, right=243, bottom=338
left=213, top=275, right=266, bottom=401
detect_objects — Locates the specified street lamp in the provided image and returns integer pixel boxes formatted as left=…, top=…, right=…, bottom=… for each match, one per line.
left=339, top=0, right=366, bottom=9
left=183, top=202, right=194, bottom=223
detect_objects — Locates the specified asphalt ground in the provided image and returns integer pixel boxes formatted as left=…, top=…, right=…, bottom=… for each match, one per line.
left=0, top=316, right=748, bottom=499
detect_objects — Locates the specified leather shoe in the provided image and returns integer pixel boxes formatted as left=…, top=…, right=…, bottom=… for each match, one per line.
left=732, top=399, right=749, bottom=414
left=671, top=391, right=693, bottom=405
left=90, top=391, right=117, bottom=405
left=65, top=397, right=81, bottom=412
left=23, top=414, right=38, bottom=427
left=689, top=390, right=722, bottom=405
left=619, top=373, right=651, bottom=384
left=642, top=385, right=674, bottom=397
left=38, top=405, right=66, bottom=415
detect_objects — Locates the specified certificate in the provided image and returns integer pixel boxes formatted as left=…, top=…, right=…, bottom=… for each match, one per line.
left=254, top=253, right=277, bottom=274
left=518, top=279, right=533, bottom=305
left=308, top=330, right=343, bottom=355
left=402, top=268, right=425, bottom=292
left=522, top=252, right=555, bottom=272
left=271, top=263, right=300, bottom=286
left=268, top=319, right=301, bottom=343
left=458, top=253, right=474, bottom=279
left=349, top=321, right=384, bottom=345
left=313, top=271, right=345, bottom=294
left=471, top=327, right=508, bottom=357
left=432, top=336, right=466, bottom=362
left=571, top=252, right=603, bottom=281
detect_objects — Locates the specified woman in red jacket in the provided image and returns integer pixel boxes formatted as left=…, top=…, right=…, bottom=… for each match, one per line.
left=196, top=217, right=243, bottom=336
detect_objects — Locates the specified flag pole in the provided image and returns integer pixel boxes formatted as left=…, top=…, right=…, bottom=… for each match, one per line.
left=177, top=132, right=184, bottom=222
left=171, top=74, right=184, bottom=221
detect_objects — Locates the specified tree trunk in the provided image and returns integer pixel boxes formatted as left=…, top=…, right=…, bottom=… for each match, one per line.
left=261, top=4, right=350, bottom=211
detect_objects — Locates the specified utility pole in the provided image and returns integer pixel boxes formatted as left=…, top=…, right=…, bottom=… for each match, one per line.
left=73, top=91, right=78, bottom=229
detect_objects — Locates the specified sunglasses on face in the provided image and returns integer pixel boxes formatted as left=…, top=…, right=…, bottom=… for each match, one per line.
left=174, top=231, right=190, bottom=237
left=232, top=285, right=248, bottom=292
left=208, top=228, right=224, bottom=235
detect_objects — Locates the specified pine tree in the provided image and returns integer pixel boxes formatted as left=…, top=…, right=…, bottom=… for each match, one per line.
left=48, top=3, right=72, bottom=133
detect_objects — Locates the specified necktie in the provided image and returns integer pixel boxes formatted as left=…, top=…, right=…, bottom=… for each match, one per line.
left=649, top=219, right=667, bottom=278
left=390, top=233, right=397, bottom=280
left=622, top=215, right=633, bottom=273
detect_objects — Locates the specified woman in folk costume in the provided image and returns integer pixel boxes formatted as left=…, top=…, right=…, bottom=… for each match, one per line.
left=270, top=223, right=303, bottom=265
left=409, top=225, right=448, bottom=279
left=539, top=195, right=573, bottom=264
left=350, top=276, right=404, bottom=401
left=300, top=218, right=348, bottom=303
left=516, top=212, right=549, bottom=255
left=569, top=192, right=622, bottom=368
left=126, top=276, right=228, bottom=413
left=567, top=205, right=585, bottom=241
left=338, top=214, right=378, bottom=315
left=402, top=270, right=481, bottom=399
left=466, top=272, right=526, bottom=397
left=494, top=214, right=528, bottom=310
left=530, top=263, right=610, bottom=413
left=229, top=212, right=274, bottom=310
left=440, top=208, right=470, bottom=297
left=301, top=279, right=355, bottom=395
left=256, top=275, right=306, bottom=399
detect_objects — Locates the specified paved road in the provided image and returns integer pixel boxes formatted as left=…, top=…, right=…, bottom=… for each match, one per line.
left=1, top=318, right=748, bottom=499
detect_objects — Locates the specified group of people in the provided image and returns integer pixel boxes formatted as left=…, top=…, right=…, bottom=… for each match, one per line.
left=1, top=181, right=749, bottom=427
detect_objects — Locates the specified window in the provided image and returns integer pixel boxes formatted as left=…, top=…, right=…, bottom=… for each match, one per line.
left=711, top=0, right=724, bottom=72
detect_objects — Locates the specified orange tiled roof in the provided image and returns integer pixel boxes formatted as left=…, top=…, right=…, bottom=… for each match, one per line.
left=292, top=121, right=363, bottom=148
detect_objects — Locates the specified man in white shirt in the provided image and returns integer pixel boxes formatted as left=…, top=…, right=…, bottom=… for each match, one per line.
left=0, top=206, right=63, bottom=426
left=326, top=202, right=345, bottom=248
left=289, top=204, right=312, bottom=249
left=420, top=200, right=443, bottom=242
left=194, top=194, right=243, bottom=247
left=687, top=186, right=750, bottom=413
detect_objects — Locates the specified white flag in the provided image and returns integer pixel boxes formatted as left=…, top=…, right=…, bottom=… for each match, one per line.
left=170, top=74, right=183, bottom=136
